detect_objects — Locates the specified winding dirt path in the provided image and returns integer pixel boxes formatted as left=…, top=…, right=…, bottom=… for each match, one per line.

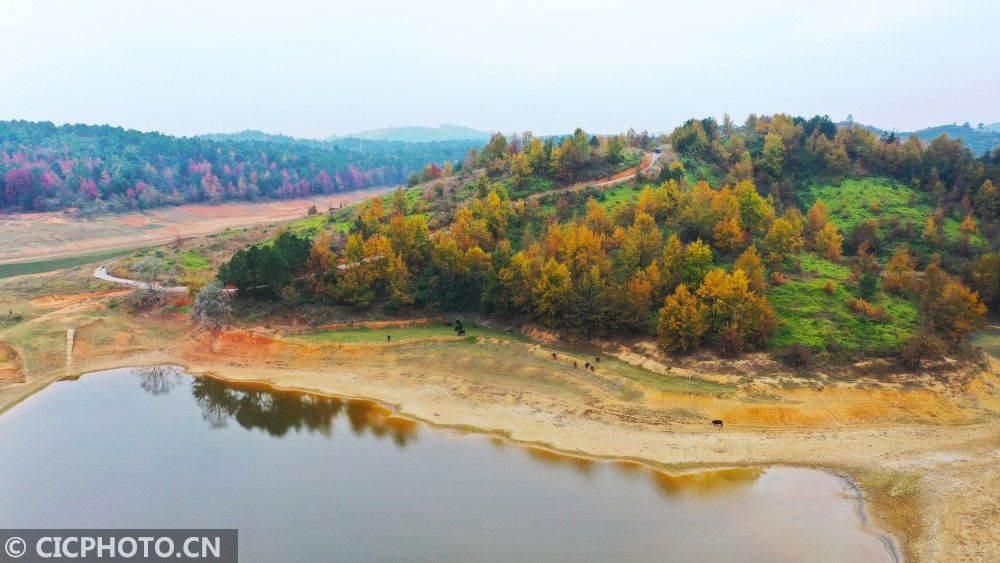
left=93, top=264, right=189, bottom=293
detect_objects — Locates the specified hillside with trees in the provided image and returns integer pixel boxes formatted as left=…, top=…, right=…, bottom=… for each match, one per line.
left=210, top=115, right=1000, bottom=365
left=0, top=120, right=479, bottom=213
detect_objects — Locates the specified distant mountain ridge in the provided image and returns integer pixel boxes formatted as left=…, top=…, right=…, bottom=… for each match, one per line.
left=844, top=119, right=1000, bottom=155
left=329, top=124, right=493, bottom=143
left=199, top=130, right=324, bottom=146
left=202, top=124, right=493, bottom=145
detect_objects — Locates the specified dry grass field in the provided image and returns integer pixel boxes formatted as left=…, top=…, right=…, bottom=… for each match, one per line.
left=0, top=188, right=392, bottom=265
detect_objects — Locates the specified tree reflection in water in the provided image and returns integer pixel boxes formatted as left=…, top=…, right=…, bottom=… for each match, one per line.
left=134, top=367, right=759, bottom=500
left=186, top=376, right=418, bottom=447
left=136, top=365, right=184, bottom=396
left=501, top=440, right=763, bottom=500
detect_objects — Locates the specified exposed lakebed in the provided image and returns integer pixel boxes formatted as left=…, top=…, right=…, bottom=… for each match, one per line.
left=0, top=367, right=896, bottom=562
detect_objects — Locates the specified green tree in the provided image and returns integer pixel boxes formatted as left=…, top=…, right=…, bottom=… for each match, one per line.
left=758, top=132, right=785, bottom=183
left=680, top=239, right=714, bottom=287
left=762, top=217, right=804, bottom=266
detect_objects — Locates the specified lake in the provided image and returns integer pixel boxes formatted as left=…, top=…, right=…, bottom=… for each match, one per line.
left=0, top=367, right=896, bottom=562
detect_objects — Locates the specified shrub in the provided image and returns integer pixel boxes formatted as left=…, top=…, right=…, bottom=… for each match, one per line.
left=191, top=281, right=232, bottom=330
left=899, top=332, right=945, bottom=369
left=846, top=298, right=891, bottom=322
left=780, top=343, right=814, bottom=368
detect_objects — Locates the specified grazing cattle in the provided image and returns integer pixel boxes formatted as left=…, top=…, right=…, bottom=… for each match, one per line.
left=552, top=352, right=557, bottom=359
left=584, top=362, right=591, bottom=368
left=590, top=365, right=595, bottom=372
left=457, top=329, right=466, bottom=336
left=573, top=361, right=578, bottom=368
left=711, top=419, right=724, bottom=427
left=595, top=357, right=600, bottom=363
left=387, top=335, right=391, bottom=342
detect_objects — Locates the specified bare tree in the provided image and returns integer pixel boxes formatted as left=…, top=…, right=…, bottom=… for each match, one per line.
left=132, top=256, right=169, bottom=293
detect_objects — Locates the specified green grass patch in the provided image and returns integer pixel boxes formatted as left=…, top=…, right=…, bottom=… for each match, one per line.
left=171, top=250, right=210, bottom=272
left=680, top=157, right=719, bottom=186
left=587, top=183, right=647, bottom=211
left=798, top=254, right=851, bottom=281
left=801, top=177, right=984, bottom=252
left=768, top=278, right=916, bottom=352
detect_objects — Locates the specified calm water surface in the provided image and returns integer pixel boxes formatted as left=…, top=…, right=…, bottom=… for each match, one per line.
left=0, top=367, right=895, bottom=562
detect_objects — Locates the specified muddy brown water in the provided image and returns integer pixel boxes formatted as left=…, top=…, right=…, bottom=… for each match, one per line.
left=0, top=367, right=897, bottom=562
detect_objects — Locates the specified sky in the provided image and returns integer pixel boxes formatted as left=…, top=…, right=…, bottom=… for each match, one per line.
left=2, top=0, right=998, bottom=138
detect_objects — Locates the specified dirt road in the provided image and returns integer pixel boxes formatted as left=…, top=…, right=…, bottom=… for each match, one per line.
left=524, top=148, right=664, bottom=203
left=93, top=264, right=188, bottom=293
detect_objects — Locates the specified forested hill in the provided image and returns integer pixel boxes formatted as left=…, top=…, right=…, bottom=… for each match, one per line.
left=0, top=120, right=479, bottom=213
left=212, top=116, right=1000, bottom=365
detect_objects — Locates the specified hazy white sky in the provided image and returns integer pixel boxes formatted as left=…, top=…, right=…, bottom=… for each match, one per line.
left=2, top=0, right=997, bottom=138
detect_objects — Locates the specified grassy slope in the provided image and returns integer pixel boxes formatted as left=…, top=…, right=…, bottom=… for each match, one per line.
left=800, top=178, right=984, bottom=255
left=768, top=254, right=917, bottom=352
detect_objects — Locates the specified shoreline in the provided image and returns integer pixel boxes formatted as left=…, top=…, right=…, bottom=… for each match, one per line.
left=8, top=353, right=969, bottom=562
